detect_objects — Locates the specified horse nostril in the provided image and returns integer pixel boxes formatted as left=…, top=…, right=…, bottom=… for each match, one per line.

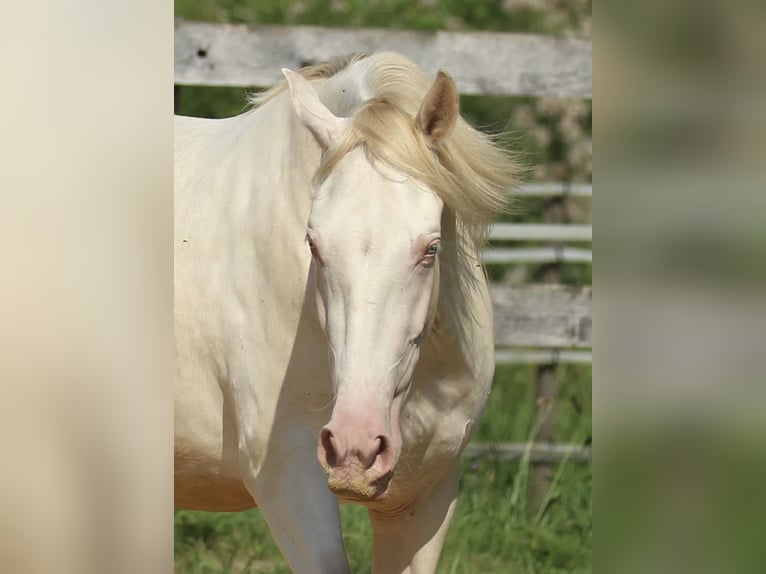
left=375, top=435, right=387, bottom=457
left=373, top=434, right=397, bottom=474
left=371, top=435, right=395, bottom=471
left=320, top=428, right=338, bottom=468
left=319, top=428, right=396, bottom=475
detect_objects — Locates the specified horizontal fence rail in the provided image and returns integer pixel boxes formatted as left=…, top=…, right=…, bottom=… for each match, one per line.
left=512, top=182, right=592, bottom=197
left=464, top=442, right=591, bottom=463
left=495, top=349, right=592, bottom=365
left=482, top=246, right=592, bottom=264
left=489, top=223, right=592, bottom=242
left=174, top=21, right=592, bottom=98
left=491, top=284, right=592, bottom=349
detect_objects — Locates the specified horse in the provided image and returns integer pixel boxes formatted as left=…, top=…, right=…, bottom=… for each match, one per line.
left=174, top=52, right=516, bottom=573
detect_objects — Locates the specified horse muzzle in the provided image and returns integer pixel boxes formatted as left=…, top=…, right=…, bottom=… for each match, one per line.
left=316, top=407, right=400, bottom=501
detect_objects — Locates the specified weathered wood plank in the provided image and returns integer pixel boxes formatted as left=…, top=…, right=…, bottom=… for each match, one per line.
left=491, top=284, right=592, bottom=348
left=482, top=246, right=592, bottom=264
left=489, top=223, right=592, bottom=242
left=494, top=349, right=592, bottom=364
left=174, top=21, right=592, bottom=98
left=463, top=442, right=591, bottom=463
left=512, top=182, right=592, bottom=197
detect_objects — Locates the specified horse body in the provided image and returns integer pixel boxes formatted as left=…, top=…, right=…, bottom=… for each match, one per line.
left=175, top=53, right=513, bottom=573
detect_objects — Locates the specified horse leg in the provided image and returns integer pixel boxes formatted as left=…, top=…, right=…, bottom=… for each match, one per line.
left=243, top=429, right=351, bottom=574
left=369, top=464, right=460, bottom=574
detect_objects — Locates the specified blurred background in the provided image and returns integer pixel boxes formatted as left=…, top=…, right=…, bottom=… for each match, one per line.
left=174, top=1, right=592, bottom=573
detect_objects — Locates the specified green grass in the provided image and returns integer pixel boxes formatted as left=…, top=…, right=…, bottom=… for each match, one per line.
left=174, top=364, right=591, bottom=573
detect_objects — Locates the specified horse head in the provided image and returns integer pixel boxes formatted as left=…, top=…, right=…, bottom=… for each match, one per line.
left=284, top=68, right=460, bottom=500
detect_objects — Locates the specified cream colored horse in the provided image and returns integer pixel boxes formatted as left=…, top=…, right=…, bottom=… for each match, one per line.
left=175, top=52, right=515, bottom=573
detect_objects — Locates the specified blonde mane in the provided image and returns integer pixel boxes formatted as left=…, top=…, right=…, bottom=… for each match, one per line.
left=256, top=53, right=518, bottom=335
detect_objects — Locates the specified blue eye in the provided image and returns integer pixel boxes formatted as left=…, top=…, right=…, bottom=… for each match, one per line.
left=426, top=243, right=439, bottom=255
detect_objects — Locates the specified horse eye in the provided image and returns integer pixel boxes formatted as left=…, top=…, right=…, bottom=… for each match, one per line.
left=422, top=242, right=439, bottom=265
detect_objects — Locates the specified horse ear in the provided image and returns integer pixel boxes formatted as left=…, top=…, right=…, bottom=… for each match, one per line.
left=282, top=68, right=347, bottom=150
left=415, top=70, right=459, bottom=146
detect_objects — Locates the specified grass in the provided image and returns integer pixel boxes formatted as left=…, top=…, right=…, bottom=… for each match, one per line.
left=174, top=364, right=592, bottom=573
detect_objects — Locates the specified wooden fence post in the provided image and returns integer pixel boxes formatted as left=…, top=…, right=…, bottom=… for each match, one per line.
left=528, top=195, right=567, bottom=516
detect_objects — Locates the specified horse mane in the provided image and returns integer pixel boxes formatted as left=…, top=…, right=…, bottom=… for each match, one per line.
left=253, top=52, right=518, bottom=338
left=251, top=53, right=516, bottom=238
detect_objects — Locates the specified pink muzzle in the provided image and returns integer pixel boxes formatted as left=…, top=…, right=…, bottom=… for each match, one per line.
left=316, top=397, right=402, bottom=500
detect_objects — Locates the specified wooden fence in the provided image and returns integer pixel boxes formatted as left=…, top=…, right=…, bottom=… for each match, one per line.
left=175, top=20, right=591, bottom=98
left=174, top=22, right=592, bottom=469
left=484, top=180, right=593, bottom=266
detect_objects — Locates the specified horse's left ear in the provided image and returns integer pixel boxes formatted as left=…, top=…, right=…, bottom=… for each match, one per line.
left=415, top=70, right=460, bottom=146
left=282, top=68, right=347, bottom=150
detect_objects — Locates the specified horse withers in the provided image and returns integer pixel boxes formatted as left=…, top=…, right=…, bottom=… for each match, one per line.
left=174, top=52, right=515, bottom=573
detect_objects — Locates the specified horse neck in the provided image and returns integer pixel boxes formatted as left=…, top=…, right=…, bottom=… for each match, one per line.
left=243, top=69, right=368, bottom=208
left=229, top=68, right=371, bottom=240
left=196, top=90, right=326, bottom=268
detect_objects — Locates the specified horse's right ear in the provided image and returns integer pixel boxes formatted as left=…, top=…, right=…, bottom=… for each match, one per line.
left=282, top=68, right=347, bottom=150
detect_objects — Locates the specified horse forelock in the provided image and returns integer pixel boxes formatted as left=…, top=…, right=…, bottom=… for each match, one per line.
left=321, top=54, right=516, bottom=238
